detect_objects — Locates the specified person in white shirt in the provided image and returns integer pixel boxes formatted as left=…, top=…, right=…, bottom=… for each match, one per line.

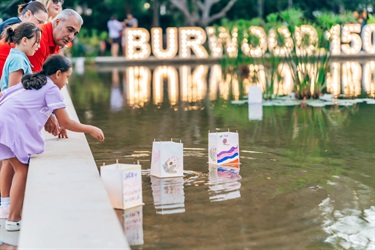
left=107, top=15, right=124, bottom=57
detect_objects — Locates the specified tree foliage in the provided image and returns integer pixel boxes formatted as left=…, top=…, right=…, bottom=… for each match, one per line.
left=0, top=0, right=373, bottom=32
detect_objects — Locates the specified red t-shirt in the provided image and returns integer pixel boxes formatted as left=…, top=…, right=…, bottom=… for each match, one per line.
left=0, top=22, right=60, bottom=78
left=0, top=42, right=13, bottom=79
left=28, top=22, right=60, bottom=72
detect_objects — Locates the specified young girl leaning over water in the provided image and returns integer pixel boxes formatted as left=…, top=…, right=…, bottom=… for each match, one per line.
left=0, top=22, right=41, bottom=221
left=0, top=22, right=41, bottom=91
left=0, top=54, right=105, bottom=231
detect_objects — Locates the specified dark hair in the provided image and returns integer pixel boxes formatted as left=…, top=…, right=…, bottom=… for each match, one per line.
left=22, top=54, right=72, bottom=90
left=3, top=22, right=41, bottom=46
left=18, top=1, right=48, bottom=16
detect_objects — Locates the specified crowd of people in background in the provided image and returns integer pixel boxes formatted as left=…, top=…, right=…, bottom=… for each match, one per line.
left=107, top=13, right=138, bottom=57
left=0, top=0, right=104, bottom=234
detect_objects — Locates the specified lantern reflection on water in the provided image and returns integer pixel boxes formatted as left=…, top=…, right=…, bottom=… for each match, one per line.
left=151, top=176, right=185, bottom=215
left=208, top=165, right=241, bottom=202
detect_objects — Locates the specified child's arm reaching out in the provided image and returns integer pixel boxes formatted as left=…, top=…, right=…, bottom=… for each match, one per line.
left=54, top=108, right=105, bottom=142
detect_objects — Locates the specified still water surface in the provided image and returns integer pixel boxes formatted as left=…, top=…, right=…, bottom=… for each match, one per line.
left=69, top=63, right=375, bottom=250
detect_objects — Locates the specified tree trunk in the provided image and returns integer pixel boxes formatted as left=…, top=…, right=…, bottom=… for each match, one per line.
left=170, top=0, right=237, bottom=26
left=257, top=0, right=263, bottom=18
left=288, top=0, right=293, bottom=9
left=152, top=0, right=160, bottom=27
left=125, top=0, right=131, bottom=15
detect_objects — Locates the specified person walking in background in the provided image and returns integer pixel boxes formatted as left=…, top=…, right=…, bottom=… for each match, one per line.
left=0, top=1, right=48, bottom=33
left=107, top=15, right=123, bottom=57
left=121, top=13, right=138, bottom=57
left=0, top=22, right=42, bottom=220
left=0, top=54, right=105, bottom=231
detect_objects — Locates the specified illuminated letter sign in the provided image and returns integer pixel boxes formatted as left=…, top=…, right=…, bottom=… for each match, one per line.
left=151, top=28, right=178, bottom=59
left=179, top=27, right=208, bottom=58
left=295, top=25, right=318, bottom=56
left=268, top=26, right=293, bottom=57
left=126, top=28, right=151, bottom=59
left=206, top=26, right=239, bottom=58
left=241, top=26, right=267, bottom=57
left=120, top=25, right=374, bottom=60
left=362, top=24, right=375, bottom=54
left=341, top=24, right=362, bottom=55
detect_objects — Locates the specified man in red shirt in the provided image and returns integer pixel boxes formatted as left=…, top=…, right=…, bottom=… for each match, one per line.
left=0, top=8, right=83, bottom=77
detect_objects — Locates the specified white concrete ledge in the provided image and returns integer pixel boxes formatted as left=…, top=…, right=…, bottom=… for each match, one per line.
left=18, top=87, right=129, bottom=249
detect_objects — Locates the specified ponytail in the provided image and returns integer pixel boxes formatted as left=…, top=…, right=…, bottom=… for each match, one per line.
left=22, top=55, right=71, bottom=90
left=2, top=22, right=41, bottom=46
left=22, top=71, right=47, bottom=90
left=2, top=27, right=16, bottom=43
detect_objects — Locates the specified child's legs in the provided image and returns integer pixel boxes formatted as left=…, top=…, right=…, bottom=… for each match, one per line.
left=8, top=157, right=28, bottom=222
left=0, top=144, right=17, bottom=198
left=121, top=37, right=126, bottom=57
left=122, top=44, right=126, bottom=57
left=0, top=160, right=14, bottom=198
left=111, top=43, right=119, bottom=57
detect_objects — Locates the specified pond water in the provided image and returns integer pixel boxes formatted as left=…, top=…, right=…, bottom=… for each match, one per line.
left=69, top=62, right=375, bottom=250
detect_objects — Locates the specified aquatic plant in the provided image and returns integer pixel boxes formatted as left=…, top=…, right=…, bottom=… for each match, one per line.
left=278, top=9, right=331, bottom=100
left=218, top=17, right=284, bottom=100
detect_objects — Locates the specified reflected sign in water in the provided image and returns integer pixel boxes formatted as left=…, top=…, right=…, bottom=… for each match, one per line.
left=327, top=61, right=375, bottom=98
left=104, top=61, right=375, bottom=111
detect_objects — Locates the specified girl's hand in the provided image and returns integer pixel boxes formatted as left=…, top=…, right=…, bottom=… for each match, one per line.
left=45, top=115, right=60, bottom=136
left=58, top=127, right=68, bottom=138
left=90, top=126, right=105, bottom=142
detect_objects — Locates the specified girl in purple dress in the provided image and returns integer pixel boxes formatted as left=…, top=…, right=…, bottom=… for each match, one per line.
left=0, top=54, right=105, bottom=231
left=0, top=22, right=42, bottom=221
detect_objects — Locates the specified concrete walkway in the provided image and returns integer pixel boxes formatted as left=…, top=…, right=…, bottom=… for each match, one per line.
left=0, top=87, right=129, bottom=249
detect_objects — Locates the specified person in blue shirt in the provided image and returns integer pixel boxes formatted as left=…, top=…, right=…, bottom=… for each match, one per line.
left=0, top=22, right=41, bottom=91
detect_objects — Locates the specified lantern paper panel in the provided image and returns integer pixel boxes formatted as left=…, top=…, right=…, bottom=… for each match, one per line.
left=151, top=141, right=184, bottom=178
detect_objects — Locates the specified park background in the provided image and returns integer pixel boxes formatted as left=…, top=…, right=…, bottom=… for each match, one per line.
left=0, top=1, right=375, bottom=249
left=1, top=0, right=374, bottom=57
